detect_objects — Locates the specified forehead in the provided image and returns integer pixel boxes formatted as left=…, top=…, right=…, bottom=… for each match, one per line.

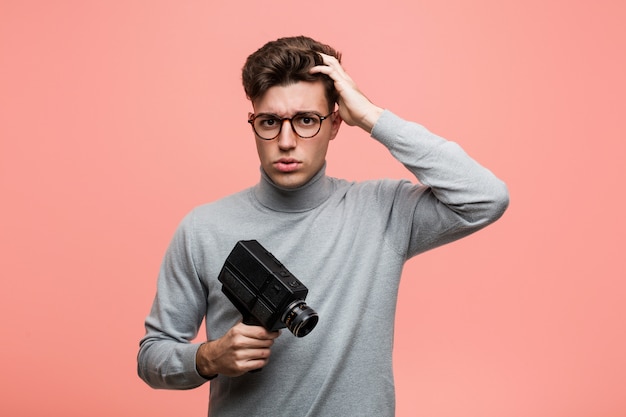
left=252, top=81, right=329, bottom=115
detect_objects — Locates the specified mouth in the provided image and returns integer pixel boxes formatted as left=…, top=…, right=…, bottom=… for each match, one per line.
left=274, top=158, right=302, bottom=173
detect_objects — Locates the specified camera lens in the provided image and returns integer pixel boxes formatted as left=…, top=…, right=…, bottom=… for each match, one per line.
left=282, top=300, right=319, bottom=337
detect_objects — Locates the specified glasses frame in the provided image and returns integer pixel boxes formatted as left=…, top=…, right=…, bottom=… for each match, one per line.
left=248, top=111, right=334, bottom=141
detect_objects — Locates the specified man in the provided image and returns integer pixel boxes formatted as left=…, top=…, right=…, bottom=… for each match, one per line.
left=138, top=36, right=509, bottom=416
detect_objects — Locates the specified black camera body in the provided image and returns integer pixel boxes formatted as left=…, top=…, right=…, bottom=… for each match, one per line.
left=218, top=240, right=318, bottom=337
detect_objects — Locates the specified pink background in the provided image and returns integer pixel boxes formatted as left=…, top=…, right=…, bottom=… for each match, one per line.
left=1, top=1, right=625, bottom=416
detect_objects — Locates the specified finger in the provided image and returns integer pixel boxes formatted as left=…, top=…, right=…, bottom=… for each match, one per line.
left=310, top=65, right=354, bottom=94
left=245, top=357, right=270, bottom=372
left=310, top=63, right=348, bottom=80
left=317, top=52, right=340, bottom=67
left=310, top=53, right=348, bottom=77
left=236, top=346, right=273, bottom=369
left=236, top=345, right=272, bottom=359
left=309, top=63, right=332, bottom=76
left=240, top=325, right=281, bottom=340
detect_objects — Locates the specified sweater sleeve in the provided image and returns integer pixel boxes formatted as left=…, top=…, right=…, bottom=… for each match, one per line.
left=137, top=210, right=210, bottom=390
left=370, top=110, right=509, bottom=258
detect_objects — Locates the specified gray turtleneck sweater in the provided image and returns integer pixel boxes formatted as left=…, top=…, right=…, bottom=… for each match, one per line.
left=138, top=110, right=509, bottom=416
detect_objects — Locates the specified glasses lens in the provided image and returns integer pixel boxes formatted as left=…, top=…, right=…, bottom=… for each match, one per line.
left=253, top=115, right=282, bottom=140
left=292, top=114, right=322, bottom=138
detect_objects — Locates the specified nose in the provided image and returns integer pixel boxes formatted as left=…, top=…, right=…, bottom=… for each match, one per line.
left=277, top=119, right=297, bottom=150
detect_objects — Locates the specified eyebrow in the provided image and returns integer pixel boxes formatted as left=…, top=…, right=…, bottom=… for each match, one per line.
left=254, top=111, right=324, bottom=118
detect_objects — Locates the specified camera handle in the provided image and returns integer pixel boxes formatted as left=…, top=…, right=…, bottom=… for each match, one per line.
left=240, top=316, right=265, bottom=373
left=221, top=286, right=267, bottom=373
left=241, top=315, right=262, bottom=327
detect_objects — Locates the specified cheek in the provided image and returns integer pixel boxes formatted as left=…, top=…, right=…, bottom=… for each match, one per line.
left=308, top=141, right=330, bottom=163
left=255, top=141, right=270, bottom=160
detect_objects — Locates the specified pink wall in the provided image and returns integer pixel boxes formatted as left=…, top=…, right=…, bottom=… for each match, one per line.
left=1, top=1, right=624, bottom=416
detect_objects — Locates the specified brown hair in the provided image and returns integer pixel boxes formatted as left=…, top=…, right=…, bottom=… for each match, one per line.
left=242, top=36, right=342, bottom=111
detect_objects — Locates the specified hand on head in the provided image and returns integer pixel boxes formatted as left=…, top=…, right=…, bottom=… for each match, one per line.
left=310, top=53, right=384, bottom=132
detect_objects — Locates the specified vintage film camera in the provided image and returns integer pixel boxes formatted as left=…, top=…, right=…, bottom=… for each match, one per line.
left=218, top=240, right=318, bottom=337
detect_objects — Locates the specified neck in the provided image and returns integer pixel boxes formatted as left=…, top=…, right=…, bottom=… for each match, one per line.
left=253, top=164, right=333, bottom=212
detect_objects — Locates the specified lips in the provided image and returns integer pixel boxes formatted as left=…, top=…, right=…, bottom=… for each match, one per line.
left=274, top=158, right=301, bottom=173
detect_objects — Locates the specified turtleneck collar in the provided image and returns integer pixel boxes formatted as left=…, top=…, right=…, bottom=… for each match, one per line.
left=252, top=163, right=334, bottom=212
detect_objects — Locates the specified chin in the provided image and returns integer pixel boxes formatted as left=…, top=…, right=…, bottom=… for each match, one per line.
left=272, top=173, right=309, bottom=189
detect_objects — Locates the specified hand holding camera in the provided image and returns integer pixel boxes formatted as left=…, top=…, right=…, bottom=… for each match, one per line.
left=196, top=321, right=280, bottom=378
left=196, top=240, right=318, bottom=378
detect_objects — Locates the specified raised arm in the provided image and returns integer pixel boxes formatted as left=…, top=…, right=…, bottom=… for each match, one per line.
left=312, top=52, right=509, bottom=256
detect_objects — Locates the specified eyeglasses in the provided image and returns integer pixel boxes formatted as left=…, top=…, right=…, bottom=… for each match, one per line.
left=248, top=111, right=334, bottom=140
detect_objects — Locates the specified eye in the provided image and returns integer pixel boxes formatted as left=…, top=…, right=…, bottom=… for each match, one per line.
left=294, top=114, right=320, bottom=127
left=257, top=116, right=280, bottom=129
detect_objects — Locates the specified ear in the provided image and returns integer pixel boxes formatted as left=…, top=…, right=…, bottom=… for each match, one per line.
left=328, top=111, right=342, bottom=141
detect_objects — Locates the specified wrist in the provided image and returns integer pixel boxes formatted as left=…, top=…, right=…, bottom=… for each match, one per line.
left=195, top=342, right=218, bottom=380
left=359, top=106, right=384, bottom=133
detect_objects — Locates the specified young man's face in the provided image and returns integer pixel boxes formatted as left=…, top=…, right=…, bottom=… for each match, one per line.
left=251, top=81, right=341, bottom=189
